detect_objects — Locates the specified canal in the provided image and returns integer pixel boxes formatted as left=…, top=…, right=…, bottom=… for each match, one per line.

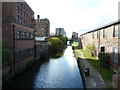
left=11, top=46, right=83, bottom=88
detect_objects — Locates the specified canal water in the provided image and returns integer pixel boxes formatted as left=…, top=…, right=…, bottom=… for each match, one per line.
left=11, top=46, right=83, bottom=88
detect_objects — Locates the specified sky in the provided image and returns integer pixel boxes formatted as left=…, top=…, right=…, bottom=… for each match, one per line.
left=25, top=0, right=120, bottom=38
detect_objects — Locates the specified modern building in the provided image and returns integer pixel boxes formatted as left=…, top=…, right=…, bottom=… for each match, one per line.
left=80, top=20, right=120, bottom=72
left=72, top=32, right=78, bottom=41
left=35, top=17, right=50, bottom=38
left=2, top=1, right=35, bottom=70
left=55, top=28, right=66, bottom=37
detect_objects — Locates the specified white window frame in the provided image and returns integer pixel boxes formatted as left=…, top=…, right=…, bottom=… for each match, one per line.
left=113, top=24, right=119, bottom=38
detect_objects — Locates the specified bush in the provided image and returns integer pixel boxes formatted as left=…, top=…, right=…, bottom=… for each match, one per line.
left=2, top=43, right=12, bottom=66
left=57, top=34, right=68, bottom=46
left=2, top=47, right=12, bottom=67
left=86, top=44, right=96, bottom=57
left=48, top=37, right=64, bottom=52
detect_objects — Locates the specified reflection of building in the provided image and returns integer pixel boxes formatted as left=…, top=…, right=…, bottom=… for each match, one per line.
left=72, top=32, right=78, bottom=40
left=55, top=28, right=66, bottom=36
left=35, top=16, right=50, bottom=37
left=80, top=21, right=120, bottom=88
left=2, top=2, right=34, bottom=70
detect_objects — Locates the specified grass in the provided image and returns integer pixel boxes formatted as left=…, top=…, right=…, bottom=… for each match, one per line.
left=78, top=49, right=114, bottom=82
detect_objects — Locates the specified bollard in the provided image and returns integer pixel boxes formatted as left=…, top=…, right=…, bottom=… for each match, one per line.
left=84, top=67, right=90, bottom=76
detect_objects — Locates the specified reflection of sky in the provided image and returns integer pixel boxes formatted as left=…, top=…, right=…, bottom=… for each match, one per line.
left=33, top=46, right=83, bottom=88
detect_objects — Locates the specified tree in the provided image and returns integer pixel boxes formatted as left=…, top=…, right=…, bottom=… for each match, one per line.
left=48, top=37, right=64, bottom=52
left=57, top=34, right=68, bottom=46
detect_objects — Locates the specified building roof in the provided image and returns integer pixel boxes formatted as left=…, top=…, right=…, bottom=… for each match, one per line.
left=80, top=20, right=120, bottom=36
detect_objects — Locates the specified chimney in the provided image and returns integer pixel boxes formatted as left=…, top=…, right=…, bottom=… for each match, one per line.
left=37, top=15, right=40, bottom=19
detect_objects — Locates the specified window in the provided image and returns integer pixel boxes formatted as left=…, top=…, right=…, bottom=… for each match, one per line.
left=113, top=25, right=118, bottom=37
left=92, top=32, right=94, bottom=39
left=23, top=20, right=25, bottom=25
left=21, top=32, right=25, bottom=39
left=26, top=33, right=29, bottom=39
left=30, top=33, right=33, bottom=39
left=97, top=31, right=100, bottom=38
left=23, top=11, right=25, bottom=17
left=20, top=17, right=22, bottom=23
left=103, top=28, right=107, bottom=38
left=16, top=31, right=20, bottom=39
left=16, top=6, right=19, bottom=13
left=20, top=9, right=22, bottom=13
left=112, top=47, right=118, bottom=64
left=20, top=2, right=22, bottom=7
left=23, top=4, right=25, bottom=9
left=16, top=15, right=19, bottom=23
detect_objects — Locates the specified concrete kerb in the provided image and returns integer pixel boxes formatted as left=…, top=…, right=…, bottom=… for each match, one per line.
left=75, top=50, right=108, bottom=88
left=76, top=57, right=86, bottom=89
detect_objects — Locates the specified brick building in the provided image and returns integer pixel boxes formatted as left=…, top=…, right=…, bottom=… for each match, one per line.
left=35, top=17, right=50, bottom=37
left=80, top=20, right=120, bottom=72
left=2, top=1, right=35, bottom=70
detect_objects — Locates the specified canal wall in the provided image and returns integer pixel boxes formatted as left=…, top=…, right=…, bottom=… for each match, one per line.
left=76, top=57, right=86, bottom=89
left=2, top=46, right=49, bottom=88
left=2, top=45, right=49, bottom=77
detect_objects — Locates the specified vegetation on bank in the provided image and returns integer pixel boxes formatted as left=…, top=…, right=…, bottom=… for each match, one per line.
left=2, top=43, right=12, bottom=67
left=48, top=35, right=68, bottom=52
left=73, top=43, right=114, bottom=82
left=80, top=49, right=114, bottom=82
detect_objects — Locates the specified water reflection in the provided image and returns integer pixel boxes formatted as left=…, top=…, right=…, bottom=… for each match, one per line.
left=50, top=51, right=64, bottom=59
left=33, top=46, right=83, bottom=88
left=10, top=46, right=83, bottom=88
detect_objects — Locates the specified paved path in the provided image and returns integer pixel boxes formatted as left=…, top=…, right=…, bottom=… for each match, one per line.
left=76, top=50, right=107, bottom=88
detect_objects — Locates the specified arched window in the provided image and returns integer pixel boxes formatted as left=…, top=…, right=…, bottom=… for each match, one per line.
left=16, top=6, right=19, bottom=13
left=16, top=15, right=19, bottom=23
left=20, top=17, right=22, bottom=23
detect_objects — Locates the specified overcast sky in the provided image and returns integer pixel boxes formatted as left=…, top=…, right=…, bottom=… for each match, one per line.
left=25, top=0, right=119, bottom=38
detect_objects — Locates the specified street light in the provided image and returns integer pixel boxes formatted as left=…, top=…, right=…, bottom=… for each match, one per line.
left=12, top=24, right=15, bottom=71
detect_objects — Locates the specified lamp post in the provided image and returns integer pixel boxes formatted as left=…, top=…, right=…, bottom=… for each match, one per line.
left=12, top=24, right=15, bottom=71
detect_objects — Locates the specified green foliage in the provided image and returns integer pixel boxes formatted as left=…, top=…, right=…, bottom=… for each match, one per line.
left=48, top=37, right=64, bottom=52
left=80, top=49, right=114, bottom=82
left=99, top=53, right=110, bottom=69
left=86, top=44, right=96, bottom=57
left=2, top=43, right=12, bottom=67
left=57, top=35, right=68, bottom=45
left=2, top=49, right=12, bottom=64
left=2, top=43, right=10, bottom=49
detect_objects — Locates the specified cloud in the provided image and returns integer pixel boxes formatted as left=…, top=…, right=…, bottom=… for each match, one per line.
left=25, top=0, right=119, bottom=38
